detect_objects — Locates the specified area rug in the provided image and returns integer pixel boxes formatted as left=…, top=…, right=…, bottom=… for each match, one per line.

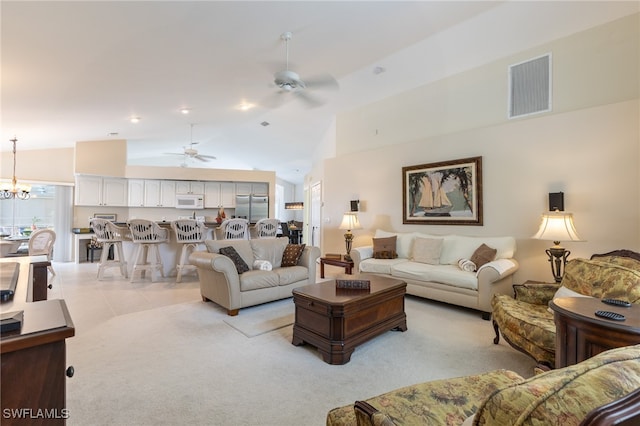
left=222, top=298, right=295, bottom=337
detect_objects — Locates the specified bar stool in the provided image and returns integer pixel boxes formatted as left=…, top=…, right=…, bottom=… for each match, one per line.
left=171, top=219, right=206, bottom=283
left=255, top=218, right=279, bottom=238
left=89, top=218, right=129, bottom=280
left=220, top=218, right=250, bottom=240
left=128, top=219, right=168, bottom=282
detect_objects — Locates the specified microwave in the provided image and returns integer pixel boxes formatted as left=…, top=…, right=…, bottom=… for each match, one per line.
left=175, top=194, right=204, bottom=209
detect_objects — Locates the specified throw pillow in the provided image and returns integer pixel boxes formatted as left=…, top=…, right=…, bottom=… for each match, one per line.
left=219, top=246, right=250, bottom=274
left=470, top=243, right=497, bottom=268
left=373, top=236, right=398, bottom=259
left=281, top=244, right=305, bottom=267
left=411, top=237, right=443, bottom=264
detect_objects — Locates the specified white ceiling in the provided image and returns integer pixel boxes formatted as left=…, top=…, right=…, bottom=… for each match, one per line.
left=2, top=1, right=637, bottom=183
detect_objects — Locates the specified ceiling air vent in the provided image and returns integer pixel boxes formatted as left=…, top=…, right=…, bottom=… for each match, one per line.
left=508, top=53, right=552, bottom=119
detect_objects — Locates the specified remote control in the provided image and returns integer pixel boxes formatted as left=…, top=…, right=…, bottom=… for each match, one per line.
left=595, top=310, right=626, bottom=321
left=602, top=298, right=632, bottom=307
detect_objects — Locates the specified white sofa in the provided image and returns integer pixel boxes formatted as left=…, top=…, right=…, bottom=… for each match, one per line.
left=351, top=230, right=519, bottom=319
left=189, top=237, right=320, bottom=316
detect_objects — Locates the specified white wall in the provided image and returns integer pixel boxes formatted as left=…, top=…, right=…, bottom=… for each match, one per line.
left=318, top=13, right=640, bottom=284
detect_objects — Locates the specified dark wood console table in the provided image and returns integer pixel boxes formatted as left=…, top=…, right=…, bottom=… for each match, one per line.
left=1, top=256, right=75, bottom=425
left=549, top=297, right=640, bottom=369
left=319, top=255, right=354, bottom=278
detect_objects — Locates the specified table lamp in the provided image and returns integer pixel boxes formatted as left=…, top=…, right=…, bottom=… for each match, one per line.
left=532, top=210, right=583, bottom=283
left=339, top=212, right=362, bottom=261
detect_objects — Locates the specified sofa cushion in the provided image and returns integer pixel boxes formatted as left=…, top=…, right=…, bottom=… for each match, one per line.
left=475, top=345, right=640, bottom=425
left=326, top=369, right=524, bottom=426
left=374, top=230, right=418, bottom=259
left=491, top=294, right=556, bottom=366
left=440, top=236, right=516, bottom=265
left=391, top=262, right=478, bottom=290
left=206, top=239, right=254, bottom=266
left=281, top=243, right=305, bottom=267
left=275, top=265, right=309, bottom=285
left=219, top=246, right=250, bottom=274
left=373, top=236, right=398, bottom=259
left=410, top=237, right=443, bottom=265
left=239, top=269, right=280, bottom=291
left=561, top=258, right=640, bottom=303
left=250, top=237, right=289, bottom=268
left=359, top=258, right=409, bottom=275
left=470, top=243, right=497, bottom=268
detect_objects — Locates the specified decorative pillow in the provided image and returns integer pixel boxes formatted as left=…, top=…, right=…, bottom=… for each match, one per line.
left=373, top=236, right=398, bottom=259
left=281, top=244, right=305, bottom=267
left=470, top=243, right=497, bottom=268
left=411, top=237, right=443, bottom=264
left=253, top=260, right=272, bottom=271
left=219, top=246, right=250, bottom=274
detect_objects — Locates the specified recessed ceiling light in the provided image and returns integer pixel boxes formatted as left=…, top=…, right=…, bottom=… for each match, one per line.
left=237, top=102, right=254, bottom=111
left=180, top=108, right=191, bottom=114
left=130, top=116, right=141, bottom=123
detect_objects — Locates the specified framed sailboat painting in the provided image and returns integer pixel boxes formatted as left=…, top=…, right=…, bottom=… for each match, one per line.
left=402, top=156, right=482, bottom=225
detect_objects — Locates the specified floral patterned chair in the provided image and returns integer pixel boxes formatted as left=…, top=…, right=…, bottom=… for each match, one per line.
left=491, top=249, right=640, bottom=368
left=326, top=344, right=640, bottom=426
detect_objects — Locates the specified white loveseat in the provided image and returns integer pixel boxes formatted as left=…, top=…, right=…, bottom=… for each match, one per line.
left=351, top=230, right=519, bottom=319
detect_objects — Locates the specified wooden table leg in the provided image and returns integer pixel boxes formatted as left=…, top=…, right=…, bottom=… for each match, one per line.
left=320, top=260, right=325, bottom=278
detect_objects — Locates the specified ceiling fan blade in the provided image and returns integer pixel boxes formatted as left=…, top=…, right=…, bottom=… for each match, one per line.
left=198, top=154, right=217, bottom=160
left=164, top=152, right=185, bottom=156
left=293, top=90, right=326, bottom=108
left=303, top=73, right=339, bottom=90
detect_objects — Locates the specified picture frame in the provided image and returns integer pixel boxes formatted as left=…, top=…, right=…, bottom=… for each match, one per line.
left=402, top=156, right=482, bottom=225
left=93, top=213, right=117, bottom=221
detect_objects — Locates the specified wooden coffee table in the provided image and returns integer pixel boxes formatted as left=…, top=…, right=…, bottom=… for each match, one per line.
left=292, top=274, right=407, bottom=364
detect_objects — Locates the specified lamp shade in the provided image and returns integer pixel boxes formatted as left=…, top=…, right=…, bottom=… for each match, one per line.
left=339, top=212, right=362, bottom=231
left=532, top=211, right=583, bottom=243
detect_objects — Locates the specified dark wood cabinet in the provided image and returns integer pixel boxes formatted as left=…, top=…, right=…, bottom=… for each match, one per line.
left=550, top=297, right=640, bottom=368
left=1, top=257, right=75, bottom=425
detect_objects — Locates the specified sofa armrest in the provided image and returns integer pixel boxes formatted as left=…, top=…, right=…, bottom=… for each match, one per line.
left=513, top=282, right=561, bottom=305
left=353, top=401, right=396, bottom=426
left=476, top=259, right=519, bottom=313
left=351, top=246, right=373, bottom=272
left=298, top=245, right=321, bottom=281
left=189, top=251, right=243, bottom=310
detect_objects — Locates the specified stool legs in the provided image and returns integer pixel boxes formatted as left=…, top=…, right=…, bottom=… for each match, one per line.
left=176, top=242, right=198, bottom=283
left=131, top=243, right=164, bottom=282
left=97, top=241, right=128, bottom=280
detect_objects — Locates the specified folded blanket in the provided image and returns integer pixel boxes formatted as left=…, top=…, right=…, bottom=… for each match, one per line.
left=458, top=258, right=477, bottom=272
left=253, top=260, right=272, bottom=271
left=476, top=258, right=517, bottom=276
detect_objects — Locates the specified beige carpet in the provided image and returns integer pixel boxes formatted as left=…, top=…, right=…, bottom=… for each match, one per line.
left=66, top=295, right=536, bottom=426
left=223, top=299, right=295, bottom=337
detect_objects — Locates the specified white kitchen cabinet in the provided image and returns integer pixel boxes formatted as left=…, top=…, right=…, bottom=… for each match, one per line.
left=235, top=182, right=268, bottom=196
left=144, top=180, right=176, bottom=207
left=75, top=175, right=128, bottom=206
left=220, top=182, right=236, bottom=207
left=176, top=181, right=204, bottom=194
left=128, top=179, right=145, bottom=207
left=205, top=182, right=236, bottom=208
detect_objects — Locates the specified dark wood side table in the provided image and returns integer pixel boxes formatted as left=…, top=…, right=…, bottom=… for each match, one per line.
left=319, top=255, right=354, bottom=278
left=549, top=297, right=640, bottom=369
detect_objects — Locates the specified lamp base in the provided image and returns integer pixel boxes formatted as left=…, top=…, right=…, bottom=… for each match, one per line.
left=546, top=245, right=570, bottom=283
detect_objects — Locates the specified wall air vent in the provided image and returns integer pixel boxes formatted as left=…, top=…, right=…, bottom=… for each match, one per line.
left=508, top=53, right=552, bottom=119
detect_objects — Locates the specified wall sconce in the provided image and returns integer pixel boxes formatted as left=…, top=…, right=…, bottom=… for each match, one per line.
left=532, top=210, right=584, bottom=283
left=285, top=202, right=303, bottom=210
left=339, top=212, right=362, bottom=261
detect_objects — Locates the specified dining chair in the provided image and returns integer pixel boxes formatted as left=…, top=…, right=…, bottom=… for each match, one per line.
left=220, top=218, right=250, bottom=240
left=171, top=219, right=206, bottom=283
left=28, top=228, right=57, bottom=278
left=89, top=218, right=130, bottom=280
left=255, top=218, right=280, bottom=239
left=128, top=219, right=168, bottom=282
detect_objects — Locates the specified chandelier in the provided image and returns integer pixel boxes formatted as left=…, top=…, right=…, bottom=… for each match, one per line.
left=1, top=137, right=31, bottom=200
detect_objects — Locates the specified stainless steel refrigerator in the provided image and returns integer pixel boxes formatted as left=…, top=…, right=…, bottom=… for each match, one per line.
left=235, top=195, right=269, bottom=224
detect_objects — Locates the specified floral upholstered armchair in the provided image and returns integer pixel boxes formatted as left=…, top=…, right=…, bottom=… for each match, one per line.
left=326, top=345, right=640, bottom=426
left=491, top=249, right=640, bottom=368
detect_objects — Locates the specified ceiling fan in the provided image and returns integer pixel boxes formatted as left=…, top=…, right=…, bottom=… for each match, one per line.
left=165, top=124, right=216, bottom=164
left=270, top=31, right=338, bottom=108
